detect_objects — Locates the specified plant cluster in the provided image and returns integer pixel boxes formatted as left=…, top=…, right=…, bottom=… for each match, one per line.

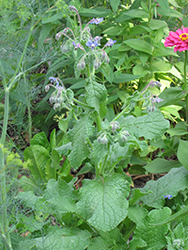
left=1, top=0, right=188, bottom=249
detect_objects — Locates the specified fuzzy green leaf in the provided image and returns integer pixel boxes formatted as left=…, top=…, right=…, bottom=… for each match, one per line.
left=30, top=132, right=50, bottom=151
left=23, top=227, right=91, bottom=250
left=67, top=115, right=94, bottom=169
left=85, top=80, right=107, bottom=113
left=118, top=109, right=169, bottom=141
left=76, top=173, right=130, bottom=232
left=44, top=179, right=77, bottom=213
left=24, top=145, right=50, bottom=182
left=129, top=207, right=171, bottom=250
left=139, top=167, right=188, bottom=208
left=92, top=140, right=108, bottom=166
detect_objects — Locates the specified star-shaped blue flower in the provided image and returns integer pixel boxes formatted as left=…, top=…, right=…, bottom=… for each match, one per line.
left=105, top=39, right=116, bottom=47
left=164, top=195, right=172, bottom=199
left=86, top=39, right=100, bottom=50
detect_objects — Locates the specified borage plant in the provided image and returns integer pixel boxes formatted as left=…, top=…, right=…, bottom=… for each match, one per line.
left=12, top=4, right=188, bottom=250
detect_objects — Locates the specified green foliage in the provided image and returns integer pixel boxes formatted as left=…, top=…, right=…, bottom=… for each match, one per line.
left=76, top=173, right=130, bottom=232
left=2, top=0, right=188, bottom=249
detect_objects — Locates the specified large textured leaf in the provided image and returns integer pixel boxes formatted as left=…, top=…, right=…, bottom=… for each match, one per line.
left=106, top=142, right=132, bottom=168
left=67, top=115, right=94, bottom=169
left=30, top=132, right=50, bottom=151
left=92, top=140, right=108, bottom=166
left=129, top=207, right=171, bottom=250
left=24, top=145, right=50, bottom=182
left=118, top=109, right=169, bottom=141
left=21, top=227, right=91, bottom=250
left=76, top=173, right=130, bottom=232
left=85, top=80, right=107, bottom=113
left=139, top=167, right=188, bottom=208
left=44, top=179, right=77, bottom=213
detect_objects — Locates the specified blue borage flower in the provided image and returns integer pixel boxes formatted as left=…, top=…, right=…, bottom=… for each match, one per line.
left=90, top=17, right=104, bottom=25
left=151, top=96, right=164, bottom=103
left=86, top=37, right=101, bottom=50
left=49, top=77, right=59, bottom=87
left=105, top=39, right=116, bottom=47
left=164, top=195, right=173, bottom=199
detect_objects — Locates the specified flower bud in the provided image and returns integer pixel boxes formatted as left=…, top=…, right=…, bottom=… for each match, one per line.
left=101, top=50, right=107, bottom=60
left=109, top=121, right=120, bottom=132
left=54, top=103, right=60, bottom=110
left=69, top=5, right=77, bottom=12
left=45, top=84, right=50, bottom=92
left=97, top=133, right=108, bottom=144
left=77, top=63, right=81, bottom=70
left=80, top=59, right=86, bottom=70
left=55, top=33, right=61, bottom=40
left=49, top=96, right=55, bottom=104
left=119, top=130, right=130, bottom=142
left=94, top=59, right=101, bottom=69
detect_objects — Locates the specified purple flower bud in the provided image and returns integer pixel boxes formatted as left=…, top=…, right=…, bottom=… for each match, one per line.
left=105, top=39, right=116, bottom=47
left=149, top=80, right=162, bottom=88
left=80, top=59, right=86, bottom=70
left=94, top=59, right=101, bottom=69
left=69, top=5, right=77, bottom=12
left=148, top=105, right=155, bottom=112
left=89, top=17, right=104, bottom=25
left=101, top=50, right=107, bottom=60
left=164, top=195, right=172, bottom=199
left=109, top=121, right=120, bottom=132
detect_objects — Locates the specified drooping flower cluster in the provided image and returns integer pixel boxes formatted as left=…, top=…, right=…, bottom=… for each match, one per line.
left=164, top=27, right=188, bottom=52
left=45, top=77, right=74, bottom=110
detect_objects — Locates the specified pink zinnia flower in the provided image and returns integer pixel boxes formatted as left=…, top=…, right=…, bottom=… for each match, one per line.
left=164, top=28, right=188, bottom=52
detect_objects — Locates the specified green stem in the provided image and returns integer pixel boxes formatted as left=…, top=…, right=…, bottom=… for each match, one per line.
left=24, top=74, right=32, bottom=143
left=73, top=98, right=93, bottom=109
left=111, top=104, right=130, bottom=122
left=0, top=90, right=12, bottom=250
left=96, top=115, right=102, bottom=132
left=184, top=50, right=188, bottom=133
